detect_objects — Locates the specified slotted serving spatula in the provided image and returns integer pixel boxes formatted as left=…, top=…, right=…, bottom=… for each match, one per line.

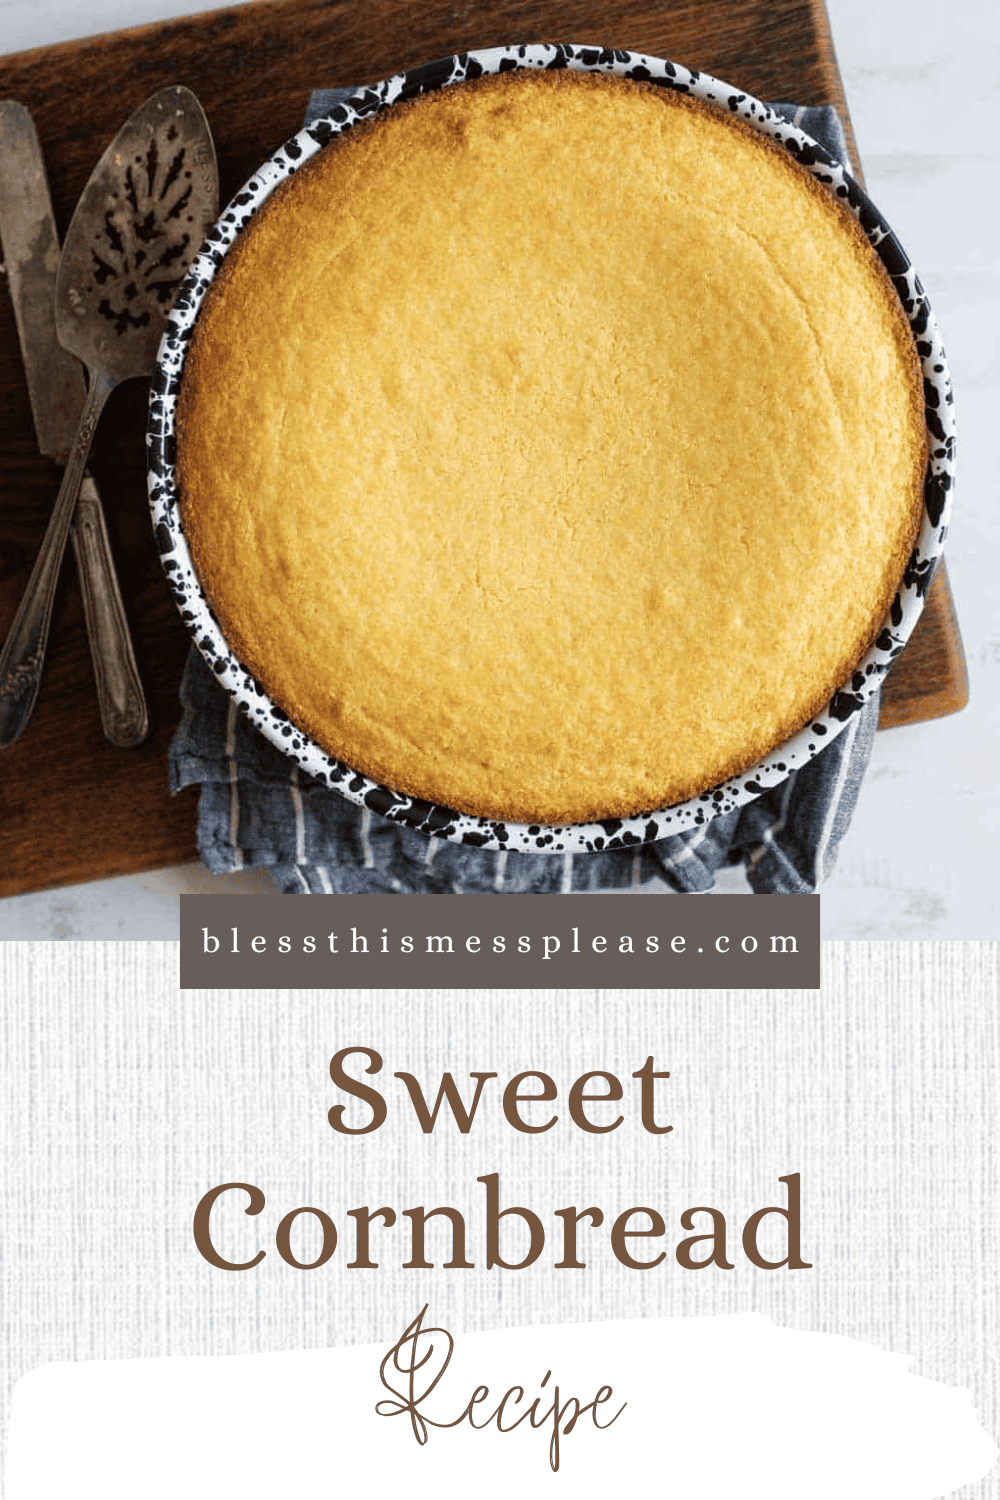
left=0, top=85, right=217, bottom=748
left=0, top=99, right=149, bottom=747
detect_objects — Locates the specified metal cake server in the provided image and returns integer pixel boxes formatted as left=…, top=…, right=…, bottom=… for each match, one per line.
left=0, top=99, right=149, bottom=748
left=0, top=86, right=217, bottom=749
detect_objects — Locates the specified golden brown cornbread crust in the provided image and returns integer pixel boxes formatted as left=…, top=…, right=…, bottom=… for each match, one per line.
left=177, top=69, right=926, bottom=825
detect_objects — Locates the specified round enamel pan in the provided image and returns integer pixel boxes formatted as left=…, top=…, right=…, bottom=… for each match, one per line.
left=148, top=43, right=955, bottom=856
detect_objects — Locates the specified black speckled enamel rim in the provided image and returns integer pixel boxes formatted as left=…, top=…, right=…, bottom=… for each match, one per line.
left=148, top=43, right=955, bottom=856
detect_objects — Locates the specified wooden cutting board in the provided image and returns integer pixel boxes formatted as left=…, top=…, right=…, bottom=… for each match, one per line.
left=0, top=0, right=968, bottom=898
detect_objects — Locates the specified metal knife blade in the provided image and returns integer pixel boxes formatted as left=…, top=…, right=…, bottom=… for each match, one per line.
left=0, top=99, right=148, bottom=745
left=0, top=103, right=86, bottom=462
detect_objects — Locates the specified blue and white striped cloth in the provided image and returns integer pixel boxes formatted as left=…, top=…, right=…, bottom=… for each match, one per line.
left=167, top=97, right=880, bottom=896
left=169, top=631, right=878, bottom=897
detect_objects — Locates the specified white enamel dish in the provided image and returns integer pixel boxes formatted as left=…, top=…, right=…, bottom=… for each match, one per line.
left=148, top=43, right=955, bottom=855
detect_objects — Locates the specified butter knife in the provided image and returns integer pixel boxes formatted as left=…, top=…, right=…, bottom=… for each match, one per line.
left=0, top=100, right=148, bottom=747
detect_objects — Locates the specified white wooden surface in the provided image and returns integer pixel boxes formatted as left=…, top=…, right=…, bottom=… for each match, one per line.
left=0, top=0, right=996, bottom=937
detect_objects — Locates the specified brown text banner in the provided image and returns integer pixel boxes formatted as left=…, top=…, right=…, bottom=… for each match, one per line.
left=179, top=894, right=819, bottom=989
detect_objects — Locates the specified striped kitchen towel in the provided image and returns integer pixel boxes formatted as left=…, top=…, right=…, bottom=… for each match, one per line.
left=168, top=645, right=878, bottom=896
left=167, top=95, right=878, bottom=896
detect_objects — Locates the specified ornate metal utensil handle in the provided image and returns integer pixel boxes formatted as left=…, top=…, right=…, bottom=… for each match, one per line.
left=72, top=475, right=149, bottom=747
left=0, top=366, right=119, bottom=749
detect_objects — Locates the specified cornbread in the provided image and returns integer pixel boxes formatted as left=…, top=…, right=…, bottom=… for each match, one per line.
left=177, top=68, right=927, bottom=825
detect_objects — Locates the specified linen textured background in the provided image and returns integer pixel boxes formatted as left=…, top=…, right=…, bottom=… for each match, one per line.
left=1, top=942, right=998, bottom=1497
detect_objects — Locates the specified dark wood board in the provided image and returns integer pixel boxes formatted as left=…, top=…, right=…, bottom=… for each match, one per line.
left=0, top=0, right=968, bottom=898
